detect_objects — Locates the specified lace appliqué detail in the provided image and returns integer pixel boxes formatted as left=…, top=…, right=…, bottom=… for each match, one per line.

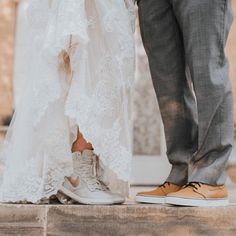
left=0, top=0, right=135, bottom=202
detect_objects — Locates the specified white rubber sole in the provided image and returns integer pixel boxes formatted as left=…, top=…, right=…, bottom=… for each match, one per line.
left=112, top=199, right=126, bottom=204
left=135, top=195, right=166, bottom=204
left=166, top=196, right=229, bottom=207
left=60, top=186, right=113, bottom=205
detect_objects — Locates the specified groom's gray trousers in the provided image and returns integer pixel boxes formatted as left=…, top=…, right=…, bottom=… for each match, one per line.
left=138, top=0, right=234, bottom=185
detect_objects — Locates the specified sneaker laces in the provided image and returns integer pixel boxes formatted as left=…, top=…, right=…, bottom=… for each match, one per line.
left=73, top=153, right=103, bottom=191
left=98, top=179, right=110, bottom=191
left=91, top=154, right=110, bottom=191
left=184, top=182, right=202, bottom=190
left=159, top=182, right=171, bottom=188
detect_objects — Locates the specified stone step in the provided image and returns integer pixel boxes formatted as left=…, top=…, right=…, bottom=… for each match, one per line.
left=0, top=203, right=236, bottom=236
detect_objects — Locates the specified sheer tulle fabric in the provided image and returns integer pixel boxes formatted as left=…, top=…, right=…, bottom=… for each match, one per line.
left=0, top=0, right=135, bottom=203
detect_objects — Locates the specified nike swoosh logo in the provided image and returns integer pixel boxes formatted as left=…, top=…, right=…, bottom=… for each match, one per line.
left=67, top=176, right=80, bottom=188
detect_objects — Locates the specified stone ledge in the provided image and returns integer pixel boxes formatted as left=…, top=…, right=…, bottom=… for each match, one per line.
left=0, top=203, right=236, bottom=236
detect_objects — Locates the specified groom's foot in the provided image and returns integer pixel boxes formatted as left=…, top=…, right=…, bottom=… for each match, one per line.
left=135, top=182, right=182, bottom=204
left=166, top=182, right=229, bottom=207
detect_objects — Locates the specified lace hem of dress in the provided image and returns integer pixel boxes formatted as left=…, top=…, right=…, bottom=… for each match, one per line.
left=0, top=0, right=135, bottom=203
left=29, top=0, right=135, bottom=182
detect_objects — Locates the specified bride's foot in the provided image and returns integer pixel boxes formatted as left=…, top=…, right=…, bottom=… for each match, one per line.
left=59, top=151, right=114, bottom=205
left=71, top=132, right=93, bottom=153
left=82, top=150, right=125, bottom=204
left=60, top=150, right=125, bottom=205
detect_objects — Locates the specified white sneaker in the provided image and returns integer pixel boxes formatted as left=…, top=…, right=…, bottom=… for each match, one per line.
left=60, top=151, right=114, bottom=205
left=72, top=150, right=125, bottom=204
left=99, top=179, right=125, bottom=204
left=56, top=192, right=76, bottom=205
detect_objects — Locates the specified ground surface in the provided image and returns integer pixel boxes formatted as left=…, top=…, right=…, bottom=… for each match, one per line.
left=0, top=186, right=235, bottom=236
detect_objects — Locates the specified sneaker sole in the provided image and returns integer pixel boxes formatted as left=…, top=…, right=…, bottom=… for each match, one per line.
left=113, top=199, right=126, bottom=204
left=135, top=195, right=166, bottom=204
left=60, top=186, right=114, bottom=205
left=166, top=196, right=229, bottom=207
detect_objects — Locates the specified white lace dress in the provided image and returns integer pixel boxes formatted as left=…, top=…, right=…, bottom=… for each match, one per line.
left=0, top=0, right=135, bottom=203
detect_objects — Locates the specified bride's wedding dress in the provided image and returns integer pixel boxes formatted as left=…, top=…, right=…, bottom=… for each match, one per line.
left=0, top=0, right=135, bottom=203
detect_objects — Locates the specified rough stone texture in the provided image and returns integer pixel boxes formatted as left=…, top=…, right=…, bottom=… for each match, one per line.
left=0, top=186, right=234, bottom=236
left=0, top=0, right=15, bottom=124
left=0, top=205, right=46, bottom=236
left=0, top=203, right=235, bottom=236
left=47, top=204, right=236, bottom=236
